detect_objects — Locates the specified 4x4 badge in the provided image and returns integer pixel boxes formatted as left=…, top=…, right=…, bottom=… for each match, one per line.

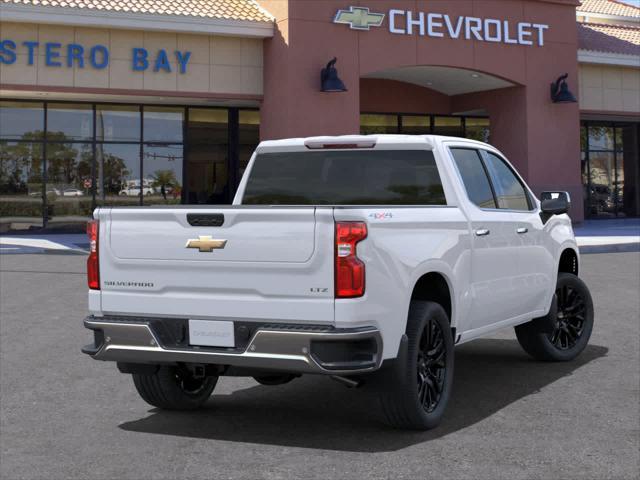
left=334, top=6, right=385, bottom=31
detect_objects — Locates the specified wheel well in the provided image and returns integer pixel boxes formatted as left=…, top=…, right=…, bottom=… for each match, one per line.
left=411, top=272, right=452, bottom=321
left=559, top=249, right=579, bottom=276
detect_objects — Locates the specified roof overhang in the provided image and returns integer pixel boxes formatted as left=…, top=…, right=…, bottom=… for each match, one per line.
left=0, top=3, right=275, bottom=38
left=576, top=11, right=639, bottom=25
left=578, top=49, right=640, bottom=67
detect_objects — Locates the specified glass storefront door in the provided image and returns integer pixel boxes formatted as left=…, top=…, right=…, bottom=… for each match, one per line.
left=582, top=122, right=640, bottom=218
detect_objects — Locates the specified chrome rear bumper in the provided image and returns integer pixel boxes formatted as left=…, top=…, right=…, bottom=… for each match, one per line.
left=82, top=316, right=383, bottom=375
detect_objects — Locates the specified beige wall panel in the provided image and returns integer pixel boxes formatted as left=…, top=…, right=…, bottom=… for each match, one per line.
left=602, top=68, right=623, bottom=89
left=36, top=53, right=72, bottom=86
left=1, top=22, right=263, bottom=96
left=602, top=88, right=623, bottom=111
left=109, top=59, right=143, bottom=90
left=622, top=89, right=640, bottom=113
left=143, top=69, right=177, bottom=91
left=1, top=22, right=38, bottom=44
left=0, top=55, right=37, bottom=85
left=211, top=65, right=243, bottom=93
left=110, top=30, right=144, bottom=60
left=177, top=63, right=209, bottom=92
left=144, top=31, right=177, bottom=51
left=38, top=24, right=74, bottom=48
left=621, top=68, right=640, bottom=91
left=581, top=64, right=603, bottom=88
left=177, top=34, right=209, bottom=65
left=75, top=63, right=109, bottom=88
left=211, top=36, right=243, bottom=66
left=580, top=64, right=640, bottom=113
left=242, top=66, right=263, bottom=94
left=581, top=86, right=604, bottom=111
left=75, top=28, right=109, bottom=48
left=241, top=39, right=263, bottom=67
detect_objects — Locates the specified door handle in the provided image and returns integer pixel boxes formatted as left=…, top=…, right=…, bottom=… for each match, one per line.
left=475, top=229, right=491, bottom=237
left=517, top=227, right=529, bottom=234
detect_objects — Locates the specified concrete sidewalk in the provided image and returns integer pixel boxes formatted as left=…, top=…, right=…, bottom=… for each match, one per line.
left=0, top=219, right=638, bottom=255
left=575, top=219, right=640, bottom=253
left=0, top=234, right=88, bottom=255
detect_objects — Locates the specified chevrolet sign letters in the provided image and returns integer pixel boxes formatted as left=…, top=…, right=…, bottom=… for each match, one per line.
left=334, top=6, right=550, bottom=46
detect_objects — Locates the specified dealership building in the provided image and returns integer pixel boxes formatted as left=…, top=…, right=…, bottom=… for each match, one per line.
left=0, top=0, right=638, bottom=230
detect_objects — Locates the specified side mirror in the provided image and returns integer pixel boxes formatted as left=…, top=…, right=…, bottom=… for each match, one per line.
left=540, top=191, right=571, bottom=216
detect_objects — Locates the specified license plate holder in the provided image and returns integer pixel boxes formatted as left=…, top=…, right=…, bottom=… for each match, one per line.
left=188, top=319, right=235, bottom=348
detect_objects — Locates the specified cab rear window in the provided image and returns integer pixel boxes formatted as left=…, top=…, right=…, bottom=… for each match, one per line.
left=242, top=150, right=447, bottom=205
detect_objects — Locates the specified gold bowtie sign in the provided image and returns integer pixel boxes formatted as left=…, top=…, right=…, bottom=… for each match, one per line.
left=185, top=236, right=227, bottom=252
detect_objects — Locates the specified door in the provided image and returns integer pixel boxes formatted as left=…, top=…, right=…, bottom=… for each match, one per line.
left=449, top=148, right=523, bottom=332
left=480, top=150, right=555, bottom=315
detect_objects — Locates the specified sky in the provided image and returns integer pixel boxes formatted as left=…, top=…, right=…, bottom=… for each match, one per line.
left=617, top=0, right=640, bottom=7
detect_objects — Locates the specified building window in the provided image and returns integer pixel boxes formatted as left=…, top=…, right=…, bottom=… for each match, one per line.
left=0, top=100, right=260, bottom=231
left=582, top=121, right=639, bottom=218
left=360, top=113, right=490, bottom=141
left=361, top=114, right=399, bottom=134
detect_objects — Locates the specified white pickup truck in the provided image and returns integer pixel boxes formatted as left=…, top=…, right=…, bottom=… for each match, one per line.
left=83, top=135, right=594, bottom=430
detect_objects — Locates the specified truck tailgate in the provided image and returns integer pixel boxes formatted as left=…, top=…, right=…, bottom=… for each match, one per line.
left=97, top=207, right=335, bottom=323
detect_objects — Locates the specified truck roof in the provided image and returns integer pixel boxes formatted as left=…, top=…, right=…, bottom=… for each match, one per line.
left=256, top=134, right=491, bottom=152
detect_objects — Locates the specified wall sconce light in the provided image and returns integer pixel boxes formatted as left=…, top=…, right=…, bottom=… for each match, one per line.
left=321, top=57, right=348, bottom=92
left=550, top=73, right=577, bottom=104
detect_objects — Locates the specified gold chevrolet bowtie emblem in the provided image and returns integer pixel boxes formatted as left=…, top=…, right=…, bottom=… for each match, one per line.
left=185, top=236, right=227, bottom=252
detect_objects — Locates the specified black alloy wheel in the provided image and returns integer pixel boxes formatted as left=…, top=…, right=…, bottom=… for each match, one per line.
left=549, top=283, right=587, bottom=350
left=377, top=301, right=454, bottom=430
left=515, top=272, right=594, bottom=362
left=417, top=318, right=447, bottom=413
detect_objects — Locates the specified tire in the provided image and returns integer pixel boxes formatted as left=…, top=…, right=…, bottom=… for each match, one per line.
left=132, top=365, right=218, bottom=410
left=378, top=301, right=455, bottom=430
left=515, top=273, right=594, bottom=362
left=253, top=374, right=297, bottom=386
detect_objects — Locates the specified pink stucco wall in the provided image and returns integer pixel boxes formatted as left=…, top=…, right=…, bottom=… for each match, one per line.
left=258, top=0, right=583, bottom=219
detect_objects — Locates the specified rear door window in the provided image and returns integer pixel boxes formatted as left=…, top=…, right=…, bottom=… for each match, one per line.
left=242, top=150, right=447, bottom=205
left=450, top=148, right=497, bottom=209
left=480, top=151, right=532, bottom=211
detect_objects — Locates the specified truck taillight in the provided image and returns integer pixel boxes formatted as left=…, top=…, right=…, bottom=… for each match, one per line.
left=87, top=220, right=100, bottom=290
left=335, top=222, right=367, bottom=298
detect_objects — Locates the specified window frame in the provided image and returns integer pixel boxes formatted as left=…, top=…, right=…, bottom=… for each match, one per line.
left=448, top=145, right=536, bottom=213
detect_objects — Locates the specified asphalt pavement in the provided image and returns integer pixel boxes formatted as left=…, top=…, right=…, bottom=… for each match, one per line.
left=0, top=252, right=638, bottom=480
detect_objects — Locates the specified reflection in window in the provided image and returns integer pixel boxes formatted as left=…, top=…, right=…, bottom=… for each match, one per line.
left=465, top=118, right=491, bottom=143
left=186, top=108, right=229, bottom=204
left=360, top=114, right=398, bottom=134
left=401, top=115, right=431, bottom=135
left=481, top=151, right=530, bottom=211
left=47, top=103, right=93, bottom=141
left=588, top=151, right=616, bottom=217
left=0, top=101, right=44, bottom=140
left=97, top=105, right=140, bottom=142
left=243, top=150, right=446, bottom=205
left=239, top=110, right=260, bottom=184
left=588, top=126, right=614, bottom=151
left=143, top=107, right=183, bottom=143
left=0, top=141, right=44, bottom=228
left=144, top=144, right=183, bottom=204
left=97, top=143, right=141, bottom=206
left=434, top=116, right=463, bottom=137
left=450, top=148, right=496, bottom=209
left=46, top=143, right=94, bottom=224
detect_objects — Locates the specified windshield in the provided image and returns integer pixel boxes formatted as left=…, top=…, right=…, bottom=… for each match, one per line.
left=242, top=150, right=446, bottom=205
